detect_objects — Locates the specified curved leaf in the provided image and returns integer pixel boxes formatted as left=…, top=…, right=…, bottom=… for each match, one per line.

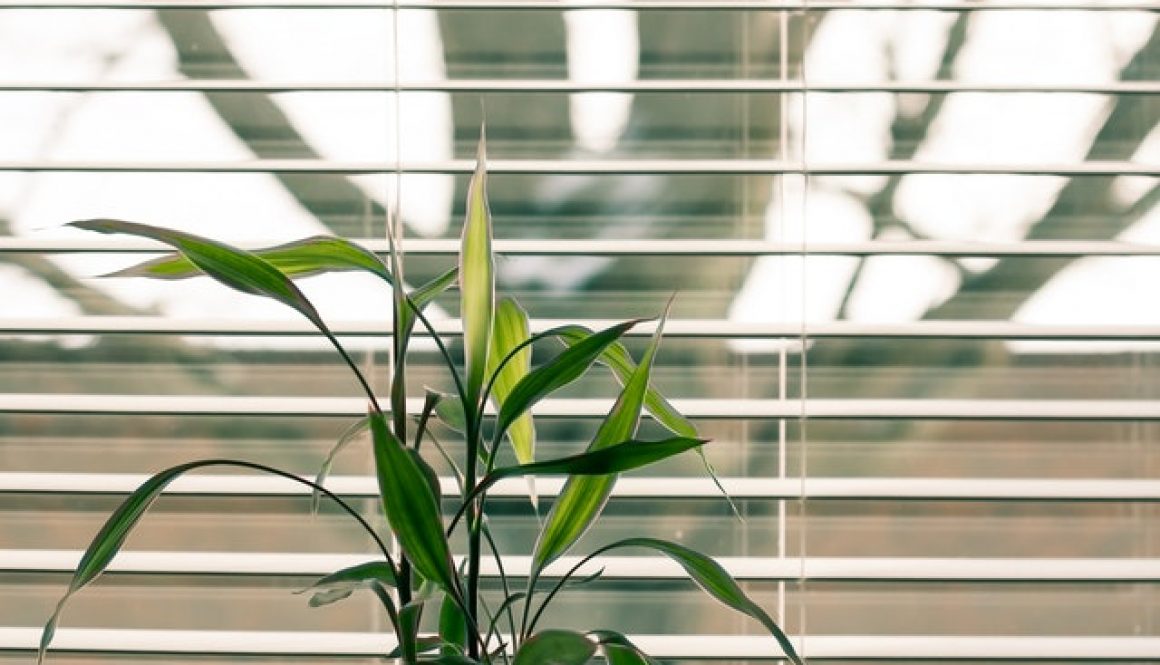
left=488, top=297, right=535, bottom=464
left=460, top=134, right=495, bottom=406
left=370, top=411, right=458, bottom=596
left=587, top=631, right=657, bottom=665
left=294, top=560, right=397, bottom=608
left=598, top=538, right=803, bottom=665
left=70, top=219, right=379, bottom=408
left=531, top=310, right=669, bottom=574
left=311, top=416, right=370, bottom=514
left=494, top=318, right=645, bottom=446
left=73, top=219, right=323, bottom=325
left=107, top=234, right=391, bottom=282
left=556, top=326, right=741, bottom=518
left=40, top=458, right=391, bottom=665
left=514, top=630, right=596, bottom=665
left=38, top=459, right=206, bottom=664
left=553, top=326, right=694, bottom=438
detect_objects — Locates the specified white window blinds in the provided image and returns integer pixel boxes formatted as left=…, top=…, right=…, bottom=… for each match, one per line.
left=1, top=1, right=1159, bottom=663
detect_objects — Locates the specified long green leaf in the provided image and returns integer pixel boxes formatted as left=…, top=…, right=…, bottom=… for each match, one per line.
left=460, top=134, right=495, bottom=406
left=369, top=411, right=458, bottom=596
left=74, top=219, right=323, bottom=324
left=553, top=326, right=694, bottom=437
left=39, top=458, right=392, bottom=665
left=38, top=459, right=205, bottom=664
left=514, top=630, right=596, bottom=665
left=587, top=631, right=657, bottom=665
left=556, top=326, right=741, bottom=518
left=107, top=234, right=391, bottom=282
left=494, top=319, right=645, bottom=446
left=487, top=297, right=535, bottom=464
left=598, top=538, right=803, bottom=665
left=448, top=436, right=705, bottom=536
left=475, top=437, right=705, bottom=498
left=531, top=311, right=669, bottom=574
left=71, top=219, right=379, bottom=409
left=294, top=560, right=397, bottom=607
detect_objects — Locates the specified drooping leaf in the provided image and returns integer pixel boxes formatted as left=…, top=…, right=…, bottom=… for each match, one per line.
left=531, top=310, right=669, bottom=574
left=74, top=219, right=325, bottom=324
left=41, top=458, right=389, bottom=664
left=513, top=630, right=596, bottom=665
left=71, top=219, right=379, bottom=408
left=369, top=411, right=458, bottom=596
left=311, top=416, right=370, bottom=514
left=494, top=319, right=645, bottom=446
left=38, top=459, right=208, bottom=664
left=294, top=560, right=397, bottom=607
left=587, top=631, right=658, bottom=665
left=107, top=234, right=392, bottom=282
left=439, top=591, right=468, bottom=656
left=487, top=297, right=535, bottom=464
left=460, top=134, right=495, bottom=407
left=598, top=538, right=803, bottom=665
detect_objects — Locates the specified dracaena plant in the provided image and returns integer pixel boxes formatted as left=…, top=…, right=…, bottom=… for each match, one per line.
left=38, top=136, right=803, bottom=665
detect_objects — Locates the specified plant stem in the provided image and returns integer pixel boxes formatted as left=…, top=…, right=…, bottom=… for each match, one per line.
left=465, top=416, right=483, bottom=660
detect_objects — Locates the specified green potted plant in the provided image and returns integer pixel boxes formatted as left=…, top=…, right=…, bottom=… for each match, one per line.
left=37, top=136, right=803, bottom=665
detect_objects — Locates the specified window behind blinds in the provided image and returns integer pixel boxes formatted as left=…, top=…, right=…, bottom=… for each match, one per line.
left=1, top=1, right=1159, bottom=663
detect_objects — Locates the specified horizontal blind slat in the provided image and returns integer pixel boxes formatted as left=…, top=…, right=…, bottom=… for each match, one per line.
left=7, top=629, right=1160, bottom=660
left=3, top=80, right=1158, bottom=94
left=6, top=238, right=1160, bottom=257
left=0, top=159, right=1153, bottom=175
left=9, top=316, right=1160, bottom=339
left=6, top=550, right=1160, bottom=581
left=4, top=473, right=1159, bottom=501
left=6, top=395, right=1160, bottom=420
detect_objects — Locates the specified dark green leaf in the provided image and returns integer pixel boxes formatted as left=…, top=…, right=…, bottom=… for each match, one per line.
left=311, top=416, right=370, bottom=514
left=514, top=630, right=596, bottom=665
left=587, top=631, right=658, bottom=665
left=370, top=411, right=458, bottom=596
left=474, top=437, right=705, bottom=499
left=294, top=560, right=397, bottom=608
left=532, top=310, right=669, bottom=573
left=439, top=591, right=468, bottom=656
left=460, top=134, right=495, bottom=406
left=599, top=538, right=803, bottom=665
left=495, top=319, right=645, bottom=446
left=488, top=297, right=535, bottom=464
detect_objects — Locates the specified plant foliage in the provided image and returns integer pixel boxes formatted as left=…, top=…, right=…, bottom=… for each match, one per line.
left=39, top=136, right=804, bottom=665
